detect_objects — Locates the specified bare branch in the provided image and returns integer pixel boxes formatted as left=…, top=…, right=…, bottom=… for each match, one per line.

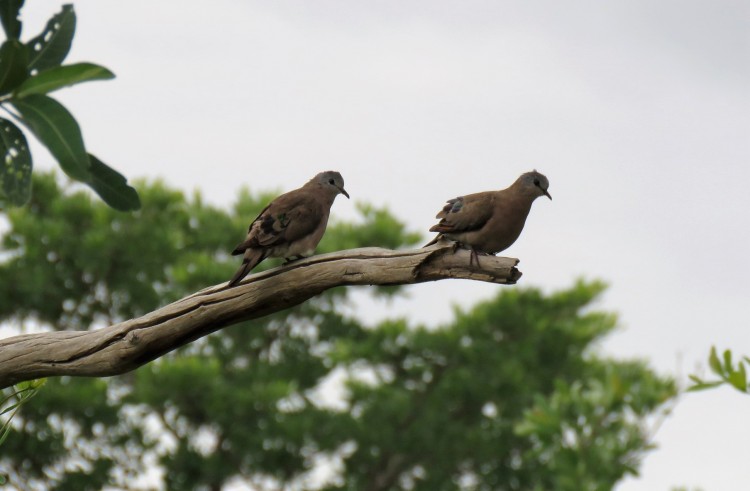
left=0, top=242, right=521, bottom=389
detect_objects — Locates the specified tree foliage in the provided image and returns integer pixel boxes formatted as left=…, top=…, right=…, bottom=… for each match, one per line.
left=0, top=2, right=138, bottom=210
left=689, top=347, right=750, bottom=394
left=0, top=173, right=675, bottom=490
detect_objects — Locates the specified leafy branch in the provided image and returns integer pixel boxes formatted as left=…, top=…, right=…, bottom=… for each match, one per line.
left=688, top=346, right=750, bottom=394
left=0, top=1, right=139, bottom=210
left=0, top=378, right=46, bottom=465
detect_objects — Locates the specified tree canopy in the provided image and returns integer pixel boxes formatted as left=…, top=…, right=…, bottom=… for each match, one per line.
left=0, top=172, right=675, bottom=490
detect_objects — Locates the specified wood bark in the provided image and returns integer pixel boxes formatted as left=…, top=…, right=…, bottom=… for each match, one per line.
left=0, top=242, right=521, bottom=389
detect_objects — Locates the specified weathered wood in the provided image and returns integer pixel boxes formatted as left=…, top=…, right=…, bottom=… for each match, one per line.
left=0, top=242, right=521, bottom=389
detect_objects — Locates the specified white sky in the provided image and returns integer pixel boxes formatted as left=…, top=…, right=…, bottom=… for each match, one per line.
left=15, top=1, right=750, bottom=489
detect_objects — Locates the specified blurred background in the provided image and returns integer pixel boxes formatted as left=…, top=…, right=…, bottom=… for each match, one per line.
left=1, top=1, right=749, bottom=489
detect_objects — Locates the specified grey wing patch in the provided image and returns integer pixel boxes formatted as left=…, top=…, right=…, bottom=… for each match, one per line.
left=430, top=193, right=494, bottom=234
left=431, top=196, right=469, bottom=233
left=448, top=197, right=464, bottom=213
left=437, top=196, right=464, bottom=218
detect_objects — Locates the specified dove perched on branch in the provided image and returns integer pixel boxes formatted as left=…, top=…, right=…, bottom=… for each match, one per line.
left=228, top=171, right=349, bottom=287
left=426, top=170, right=551, bottom=265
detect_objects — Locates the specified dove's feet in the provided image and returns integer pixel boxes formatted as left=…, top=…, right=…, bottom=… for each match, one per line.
left=451, top=242, right=483, bottom=267
left=466, top=246, right=492, bottom=268
left=469, top=247, right=481, bottom=267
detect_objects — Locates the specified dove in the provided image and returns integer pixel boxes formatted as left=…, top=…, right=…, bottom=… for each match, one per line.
left=426, top=170, right=551, bottom=265
left=227, top=171, right=349, bottom=287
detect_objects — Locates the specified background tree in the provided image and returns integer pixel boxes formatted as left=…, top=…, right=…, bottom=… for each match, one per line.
left=0, top=172, right=675, bottom=490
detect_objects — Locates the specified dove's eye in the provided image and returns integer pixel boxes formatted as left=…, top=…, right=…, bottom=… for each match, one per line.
left=533, top=179, right=540, bottom=186
left=328, top=179, right=335, bottom=185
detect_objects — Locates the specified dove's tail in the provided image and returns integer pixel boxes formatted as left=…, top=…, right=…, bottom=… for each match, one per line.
left=227, top=249, right=266, bottom=287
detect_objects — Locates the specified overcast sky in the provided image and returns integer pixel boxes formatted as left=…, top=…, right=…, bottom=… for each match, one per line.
left=15, top=1, right=750, bottom=489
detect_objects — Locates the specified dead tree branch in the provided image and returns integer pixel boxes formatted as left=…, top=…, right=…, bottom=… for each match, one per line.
left=0, top=242, right=521, bottom=389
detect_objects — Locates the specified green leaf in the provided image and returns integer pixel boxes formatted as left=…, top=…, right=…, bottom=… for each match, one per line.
left=0, top=380, right=44, bottom=450
left=0, top=400, right=22, bottom=417
left=11, top=94, right=90, bottom=181
left=0, top=0, right=23, bottom=40
left=686, top=380, right=723, bottom=392
left=687, top=374, right=704, bottom=384
left=0, top=117, right=32, bottom=206
left=29, top=378, right=47, bottom=390
left=88, top=154, right=141, bottom=211
left=0, top=39, right=29, bottom=95
left=25, top=4, right=76, bottom=72
left=708, top=346, right=722, bottom=375
left=723, top=349, right=733, bottom=373
left=0, top=423, right=12, bottom=446
left=14, top=380, right=39, bottom=392
left=14, top=62, right=115, bottom=98
left=728, top=368, right=747, bottom=393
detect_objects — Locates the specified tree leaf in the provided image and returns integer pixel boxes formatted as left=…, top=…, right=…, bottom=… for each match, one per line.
left=14, top=62, right=115, bottom=98
left=723, top=349, right=733, bottom=374
left=727, top=363, right=748, bottom=393
left=686, top=380, right=723, bottom=392
left=728, top=371, right=747, bottom=392
left=0, top=39, right=29, bottom=95
left=740, top=362, right=748, bottom=389
left=11, top=94, right=90, bottom=181
left=88, top=154, right=141, bottom=211
left=0, top=421, right=13, bottom=446
left=0, top=0, right=23, bottom=40
left=687, top=374, right=704, bottom=384
left=25, top=4, right=76, bottom=72
left=29, top=378, right=47, bottom=389
left=708, top=346, right=722, bottom=375
left=0, top=117, right=32, bottom=206
left=0, top=400, right=22, bottom=417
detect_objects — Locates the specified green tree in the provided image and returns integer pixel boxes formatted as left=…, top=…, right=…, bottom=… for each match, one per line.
left=0, top=172, right=675, bottom=490
left=0, top=1, right=139, bottom=210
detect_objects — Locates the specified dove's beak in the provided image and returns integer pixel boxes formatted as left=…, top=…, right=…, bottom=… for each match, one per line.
left=339, top=187, right=350, bottom=199
left=544, top=190, right=552, bottom=200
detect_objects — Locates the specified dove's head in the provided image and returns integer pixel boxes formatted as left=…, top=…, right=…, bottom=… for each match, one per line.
left=312, top=171, right=350, bottom=199
left=518, top=170, right=551, bottom=200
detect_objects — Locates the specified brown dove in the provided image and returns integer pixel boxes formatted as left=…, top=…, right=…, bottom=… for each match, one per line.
left=228, top=171, right=349, bottom=287
left=426, top=170, right=551, bottom=265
